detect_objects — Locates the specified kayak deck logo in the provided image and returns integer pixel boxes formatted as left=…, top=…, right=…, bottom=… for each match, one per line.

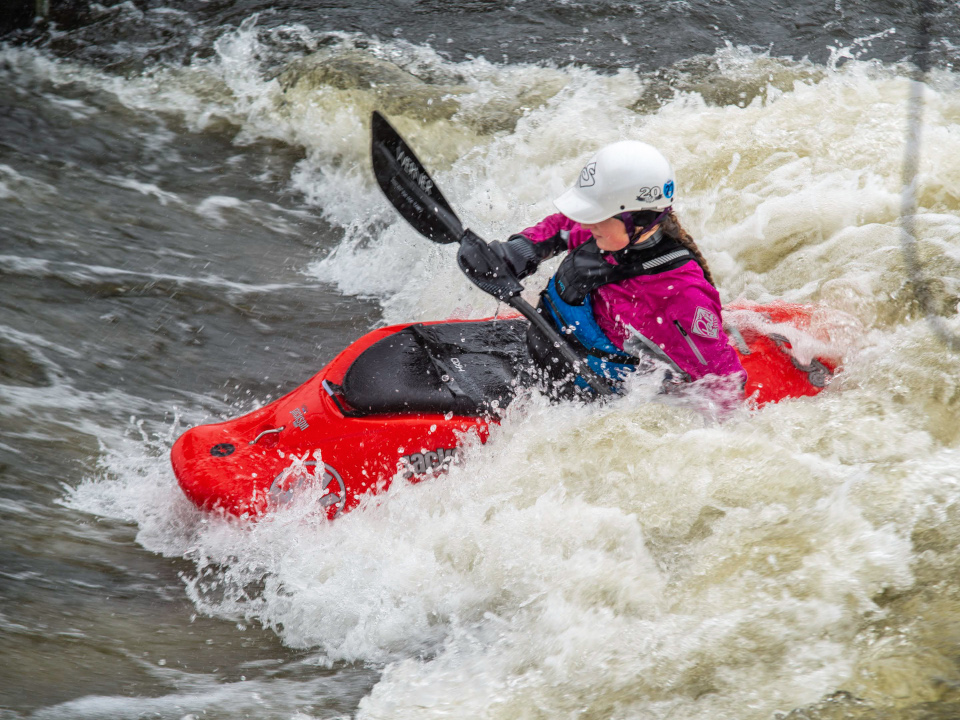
left=401, top=447, right=459, bottom=478
left=269, top=459, right=346, bottom=515
left=290, top=405, right=309, bottom=430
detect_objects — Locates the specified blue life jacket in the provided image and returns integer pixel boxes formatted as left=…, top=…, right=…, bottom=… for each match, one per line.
left=540, top=276, right=638, bottom=391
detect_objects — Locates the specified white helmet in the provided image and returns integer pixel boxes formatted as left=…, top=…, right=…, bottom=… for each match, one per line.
left=554, top=141, right=676, bottom=224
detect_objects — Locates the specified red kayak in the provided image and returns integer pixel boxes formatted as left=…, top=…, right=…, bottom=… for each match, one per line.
left=170, top=303, right=835, bottom=520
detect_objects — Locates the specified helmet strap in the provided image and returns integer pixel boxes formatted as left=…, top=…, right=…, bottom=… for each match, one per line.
left=629, top=207, right=671, bottom=245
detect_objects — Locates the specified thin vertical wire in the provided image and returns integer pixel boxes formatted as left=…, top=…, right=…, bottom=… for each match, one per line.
left=900, top=0, right=960, bottom=349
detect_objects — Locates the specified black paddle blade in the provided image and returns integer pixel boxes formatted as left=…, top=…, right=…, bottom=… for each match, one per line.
left=371, top=111, right=463, bottom=244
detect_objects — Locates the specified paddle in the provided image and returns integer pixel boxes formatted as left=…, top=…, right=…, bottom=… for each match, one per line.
left=370, top=110, right=614, bottom=396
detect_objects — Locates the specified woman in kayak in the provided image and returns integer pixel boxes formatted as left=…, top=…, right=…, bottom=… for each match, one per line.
left=459, top=140, right=745, bottom=394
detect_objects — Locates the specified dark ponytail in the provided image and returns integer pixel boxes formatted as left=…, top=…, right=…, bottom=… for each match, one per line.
left=661, top=211, right=716, bottom=287
left=631, top=210, right=716, bottom=287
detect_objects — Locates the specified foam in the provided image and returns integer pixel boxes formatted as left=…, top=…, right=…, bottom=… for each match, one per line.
left=49, top=24, right=960, bottom=720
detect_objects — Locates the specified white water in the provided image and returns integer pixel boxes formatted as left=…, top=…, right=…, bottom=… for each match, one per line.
left=51, top=19, right=960, bottom=720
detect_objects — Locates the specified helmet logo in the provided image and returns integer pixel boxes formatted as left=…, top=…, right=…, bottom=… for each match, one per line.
left=663, top=180, right=675, bottom=199
left=577, top=162, right=597, bottom=188
left=636, top=186, right=663, bottom=203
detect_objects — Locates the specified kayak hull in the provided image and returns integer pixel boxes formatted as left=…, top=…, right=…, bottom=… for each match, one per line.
left=171, top=305, right=835, bottom=519
left=171, top=319, right=493, bottom=518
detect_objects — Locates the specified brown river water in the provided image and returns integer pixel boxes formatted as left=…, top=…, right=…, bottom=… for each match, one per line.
left=2, top=1, right=960, bottom=718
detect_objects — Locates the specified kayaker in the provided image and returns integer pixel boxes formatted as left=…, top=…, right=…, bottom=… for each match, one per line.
left=458, top=140, right=746, bottom=393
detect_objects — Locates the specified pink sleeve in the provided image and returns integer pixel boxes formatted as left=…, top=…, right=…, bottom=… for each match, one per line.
left=519, top=213, right=592, bottom=250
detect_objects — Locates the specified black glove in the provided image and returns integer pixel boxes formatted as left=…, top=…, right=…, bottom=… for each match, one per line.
left=488, top=236, right=542, bottom=279
left=456, top=230, right=524, bottom=302
left=459, top=235, right=539, bottom=279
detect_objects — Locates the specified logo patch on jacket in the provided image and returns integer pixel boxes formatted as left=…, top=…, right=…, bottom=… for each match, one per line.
left=691, top=307, right=720, bottom=339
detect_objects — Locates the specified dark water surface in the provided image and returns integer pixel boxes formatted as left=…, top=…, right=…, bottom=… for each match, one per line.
left=3, top=1, right=960, bottom=718
left=9, top=0, right=960, bottom=71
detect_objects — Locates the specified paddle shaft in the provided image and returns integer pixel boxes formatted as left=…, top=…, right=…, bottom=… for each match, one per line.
left=505, top=295, right=615, bottom=396
left=370, top=111, right=615, bottom=396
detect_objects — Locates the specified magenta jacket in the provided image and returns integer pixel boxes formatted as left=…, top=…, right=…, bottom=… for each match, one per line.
left=520, top=213, right=745, bottom=381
